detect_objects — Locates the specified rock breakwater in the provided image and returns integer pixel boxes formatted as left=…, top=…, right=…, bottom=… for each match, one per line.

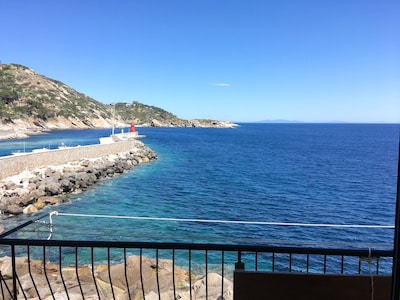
left=0, top=140, right=157, bottom=217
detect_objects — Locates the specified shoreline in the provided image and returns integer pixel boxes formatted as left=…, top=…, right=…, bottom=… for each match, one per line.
left=0, top=121, right=239, bottom=141
left=0, top=129, right=31, bottom=140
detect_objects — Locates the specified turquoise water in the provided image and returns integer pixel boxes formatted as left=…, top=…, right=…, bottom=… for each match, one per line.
left=2, top=123, right=398, bottom=251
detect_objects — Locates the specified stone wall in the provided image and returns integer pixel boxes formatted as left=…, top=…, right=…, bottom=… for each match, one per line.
left=0, top=141, right=133, bottom=180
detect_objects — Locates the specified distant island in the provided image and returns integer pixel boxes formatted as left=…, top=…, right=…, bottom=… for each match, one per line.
left=0, top=63, right=237, bottom=140
left=255, top=120, right=303, bottom=123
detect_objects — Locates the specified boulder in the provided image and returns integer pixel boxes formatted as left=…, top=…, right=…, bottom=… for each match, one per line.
left=33, top=198, right=46, bottom=210
left=74, top=172, right=95, bottom=189
left=44, top=168, right=61, bottom=179
left=192, top=273, right=233, bottom=300
left=80, top=160, right=91, bottom=167
left=15, top=193, right=35, bottom=207
left=40, top=196, right=59, bottom=205
left=2, top=181, right=16, bottom=190
left=23, top=204, right=38, bottom=214
left=0, top=256, right=29, bottom=279
left=0, top=280, right=12, bottom=300
left=3, top=203, right=23, bottom=215
left=97, top=256, right=190, bottom=298
left=133, top=158, right=140, bottom=165
left=63, top=166, right=77, bottom=173
left=27, top=189, right=47, bottom=204
left=41, top=178, right=61, bottom=196
left=59, top=178, right=73, bottom=193
left=63, top=171, right=77, bottom=182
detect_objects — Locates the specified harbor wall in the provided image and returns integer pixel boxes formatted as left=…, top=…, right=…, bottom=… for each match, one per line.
left=0, top=141, right=133, bottom=180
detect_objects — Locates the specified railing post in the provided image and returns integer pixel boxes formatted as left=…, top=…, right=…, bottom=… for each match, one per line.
left=391, top=138, right=400, bottom=300
left=235, top=251, right=245, bottom=270
left=11, top=245, right=17, bottom=300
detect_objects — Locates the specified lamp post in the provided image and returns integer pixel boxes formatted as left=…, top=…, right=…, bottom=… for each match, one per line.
left=110, top=103, right=115, bottom=137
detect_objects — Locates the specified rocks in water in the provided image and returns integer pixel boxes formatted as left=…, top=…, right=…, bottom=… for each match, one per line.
left=0, top=141, right=157, bottom=216
left=22, top=204, right=38, bottom=214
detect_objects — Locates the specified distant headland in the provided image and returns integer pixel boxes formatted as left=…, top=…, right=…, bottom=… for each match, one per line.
left=0, top=63, right=237, bottom=140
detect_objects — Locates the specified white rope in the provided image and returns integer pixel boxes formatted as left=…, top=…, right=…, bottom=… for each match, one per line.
left=47, top=211, right=58, bottom=240
left=53, top=212, right=394, bottom=229
left=359, top=248, right=376, bottom=300
left=369, top=248, right=375, bottom=300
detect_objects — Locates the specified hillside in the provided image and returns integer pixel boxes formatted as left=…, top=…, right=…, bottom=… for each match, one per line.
left=115, top=101, right=235, bottom=128
left=0, top=64, right=236, bottom=139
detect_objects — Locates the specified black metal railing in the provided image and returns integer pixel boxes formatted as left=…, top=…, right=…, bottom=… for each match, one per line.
left=0, top=233, right=393, bottom=299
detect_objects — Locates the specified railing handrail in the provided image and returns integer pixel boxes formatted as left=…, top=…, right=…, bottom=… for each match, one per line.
left=0, top=212, right=49, bottom=239
left=0, top=238, right=393, bottom=258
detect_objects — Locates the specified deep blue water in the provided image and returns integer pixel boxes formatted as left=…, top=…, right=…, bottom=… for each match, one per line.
left=1, top=124, right=399, bottom=251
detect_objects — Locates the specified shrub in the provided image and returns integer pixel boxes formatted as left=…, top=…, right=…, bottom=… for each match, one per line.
left=0, top=89, right=18, bottom=104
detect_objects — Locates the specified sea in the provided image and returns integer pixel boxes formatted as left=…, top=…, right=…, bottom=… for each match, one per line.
left=0, top=123, right=399, bottom=253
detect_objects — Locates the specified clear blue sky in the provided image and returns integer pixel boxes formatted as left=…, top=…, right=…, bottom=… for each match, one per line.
left=1, top=0, right=399, bottom=123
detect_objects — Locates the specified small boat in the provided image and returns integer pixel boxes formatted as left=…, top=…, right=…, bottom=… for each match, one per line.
left=58, top=143, right=81, bottom=149
left=99, top=123, right=146, bottom=144
left=11, top=142, right=28, bottom=156
left=31, top=147, right=50, bottom=153
left=11, top=150, right=28, bottom=156
left=58, top=142, right=68, bottom=149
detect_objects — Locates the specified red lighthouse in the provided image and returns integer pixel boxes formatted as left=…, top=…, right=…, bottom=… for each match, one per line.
left=129, top=123, right=136, bottom=132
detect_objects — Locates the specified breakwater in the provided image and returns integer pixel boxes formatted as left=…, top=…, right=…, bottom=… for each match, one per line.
left=0, top=140, right=157, bottom=216
left=0, top=141, right=136, bottom=180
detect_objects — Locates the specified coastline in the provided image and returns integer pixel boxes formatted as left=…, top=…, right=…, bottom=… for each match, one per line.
left=0, top=140, right=157, bottom=229
left=0, top=129, right=31, bottom=140
left=0, top=121, right=238, bottom=141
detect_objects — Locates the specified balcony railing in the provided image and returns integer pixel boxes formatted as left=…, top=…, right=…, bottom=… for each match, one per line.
left=0, top=213, right=394, bottom=300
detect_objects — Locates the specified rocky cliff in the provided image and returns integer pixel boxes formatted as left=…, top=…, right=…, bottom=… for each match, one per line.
left=0, top=63, right=236, bottom=139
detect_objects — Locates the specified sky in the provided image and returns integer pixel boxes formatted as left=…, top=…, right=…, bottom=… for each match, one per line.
left=0, top=0, right=399, bottom=123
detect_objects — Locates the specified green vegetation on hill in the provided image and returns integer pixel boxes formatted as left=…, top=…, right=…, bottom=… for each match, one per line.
left=0, top=64, right=110, bottom=122
left=0, top=63, right=235, bottom=130
left=115, top=101, right=182, bottom=125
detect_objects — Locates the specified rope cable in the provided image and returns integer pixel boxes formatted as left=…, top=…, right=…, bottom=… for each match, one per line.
left=15, top=224, right=394, bottom=248
left=18, top=226, right=392, bottom=249
left=16, top=211, right=393, bottom=249
left=53, top=212, right=395, bottom=229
